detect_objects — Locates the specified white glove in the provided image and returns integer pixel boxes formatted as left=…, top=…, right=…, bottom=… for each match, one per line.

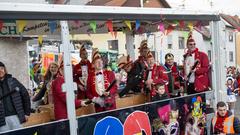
left=80, top=100, right=88, bottom=107
left=92, top=97, right=105, bottom=107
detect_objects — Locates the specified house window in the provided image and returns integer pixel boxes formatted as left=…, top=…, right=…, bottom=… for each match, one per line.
left=229, top=51, right=233, bottom=62
left=178, top=37, right=185, bottom=49
left=229, top=32, right=233, bottom=42
left=108, top=40, right=118, bottom=51
left=167, top=35, right=172, bottom=49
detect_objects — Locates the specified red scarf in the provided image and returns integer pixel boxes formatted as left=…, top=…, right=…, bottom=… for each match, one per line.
left=214, top=112, right=228, bottom=133
left=187, top=48, right=198, bottom=56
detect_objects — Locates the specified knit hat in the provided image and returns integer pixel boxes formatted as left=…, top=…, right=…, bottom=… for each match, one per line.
left=0, top=61, right=5, bottom=67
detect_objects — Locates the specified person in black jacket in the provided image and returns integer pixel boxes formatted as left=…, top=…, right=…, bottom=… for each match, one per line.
left=119, top=40, right=149, bottom=97
left=0, top=61, right=30, bottom=132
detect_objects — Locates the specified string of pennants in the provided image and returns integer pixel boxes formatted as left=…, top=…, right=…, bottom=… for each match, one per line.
left=1, top=19, right=239, bottom=45
left=0, top=19, right=204, bottom=34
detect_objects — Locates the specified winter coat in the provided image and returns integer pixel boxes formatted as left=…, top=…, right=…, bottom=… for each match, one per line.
left=0, top=74, right=31, bottom=126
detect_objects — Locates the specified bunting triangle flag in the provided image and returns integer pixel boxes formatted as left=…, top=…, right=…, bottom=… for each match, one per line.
left=124, top=20, right=132, bottom=30
left=0, top=20, right=3, bottom=31
left=16, top=20, right=27, bottom=33
left=106, top=20, right=114, bottom=35
left=48, top=21, right=57, bottom=33
left=90, top=21, right=97, bottom=33
left=38, top=35, right=43, bottom=46
left=165, top=25, right=174, bottom=35
left=179, top=20, right=185, bottom=28
left=188, top=22, right=194, bottom=31
left=158, top=22, right=165, bottom=33
left=135, top=20, right=140, bottom=30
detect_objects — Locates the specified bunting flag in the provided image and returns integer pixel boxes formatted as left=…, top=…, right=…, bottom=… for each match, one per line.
left=38, top=35, right=43, bottom=46
left=165, top=25, right=174, bottom=35
left=0, top=20, right=3, bottom=31
left=90, top=21, right=97, bottom=33
left=16, top=20, right=27, bottom=33
left=73, top=20, right=81, bottom=27
left=172, top=20, right=179, bottom=26
left=106, top=20, right=113, bottom=35
left=114, top=31, right=117, bottom=39
left=124, top=20, right=132, bottom=30
left=188, top=22, right=194, bottom=31
left=158, top=22, right=165, bottom=33
left=179, top=20, right=185, bottom=28
left=135, top=20, right=140, bottom=30
left=195, top=21, right=202, bottom=30
left=48, top=21, right=57, bottom=33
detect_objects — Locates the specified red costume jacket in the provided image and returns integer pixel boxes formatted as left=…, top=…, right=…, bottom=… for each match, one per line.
left=52, top=76, right=82, bottom=120
left=86, top=70, right=117, bottom=112
left=184, top=49, right=210, bottom=92
left=73, top=60, right=92, bottom=99
left=148, top=64, right=169, bottom=97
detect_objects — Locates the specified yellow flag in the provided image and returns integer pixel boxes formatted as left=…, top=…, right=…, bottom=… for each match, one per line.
left=16, top=20, right=27, bottom=33
left=188, top=22, right=193, bottom=31
left=124, top=20, right=132, bottom=30
left=38, top=35, right=43, bottom=45
left=34, top=132, right=38, bottom=135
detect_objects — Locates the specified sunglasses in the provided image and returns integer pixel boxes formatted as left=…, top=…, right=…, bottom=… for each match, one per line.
left=188, top=43, right=195, bottom=46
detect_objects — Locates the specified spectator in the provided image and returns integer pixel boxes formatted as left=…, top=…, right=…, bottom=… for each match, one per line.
left=0, top=61, right=30, bottom=132
left=211, top=101, right=240, bottom=134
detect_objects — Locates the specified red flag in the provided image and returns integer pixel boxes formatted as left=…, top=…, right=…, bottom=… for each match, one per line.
left=0, top=20, right=3, bottom=31
left=179, top=20, right=185, bottom=28
left=165, top=25, right=174, bottom=35
left=106, top=20, right=113, bottom=35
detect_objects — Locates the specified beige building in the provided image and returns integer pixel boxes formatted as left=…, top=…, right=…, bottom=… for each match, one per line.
left=237, top=32, right=240, bottom=68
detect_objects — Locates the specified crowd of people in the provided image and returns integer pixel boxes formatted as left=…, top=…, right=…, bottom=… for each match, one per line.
left=1, top=32, right=239, bottom=134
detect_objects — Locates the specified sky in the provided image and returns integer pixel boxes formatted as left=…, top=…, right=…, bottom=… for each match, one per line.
left=166, top=0, right=240, bottom=16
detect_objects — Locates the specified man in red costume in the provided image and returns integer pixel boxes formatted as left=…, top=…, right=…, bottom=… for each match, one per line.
left=52, top=62, right=88, bottom=120
left=73, top=45, right=92, bottom=99
left=183, top=32, right=210, bottom=94
left=86, top=48, right=117, bottom=112
left=145, top=51, right=168, bottom=98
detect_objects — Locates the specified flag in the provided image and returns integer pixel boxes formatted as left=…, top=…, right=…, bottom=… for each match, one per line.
left=124, top=20, right=132, bottom=30
left=90, top=21, right=97, bottom=33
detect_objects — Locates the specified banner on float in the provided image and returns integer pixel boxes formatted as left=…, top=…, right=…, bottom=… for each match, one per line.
left=0, top=21, right=108, bottom=36
left=6, top=93, right=207, bottom=135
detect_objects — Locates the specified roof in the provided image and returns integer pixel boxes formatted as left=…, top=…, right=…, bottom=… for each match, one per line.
left=220, top=14, right=240, bottom=31
left=87, top=0, right=171, bottom=8
left=0, top=3, right=220, bottom=21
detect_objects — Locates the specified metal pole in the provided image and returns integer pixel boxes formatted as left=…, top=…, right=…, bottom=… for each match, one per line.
left=60, top=21, right=78, bottom=135
left=210, top=21, right=221, bottom=106
left=140, top=0, right=144, bottom=7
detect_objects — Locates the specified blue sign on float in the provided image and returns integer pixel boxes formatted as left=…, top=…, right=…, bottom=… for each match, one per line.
left=94, top=116, right=123, bottom=135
